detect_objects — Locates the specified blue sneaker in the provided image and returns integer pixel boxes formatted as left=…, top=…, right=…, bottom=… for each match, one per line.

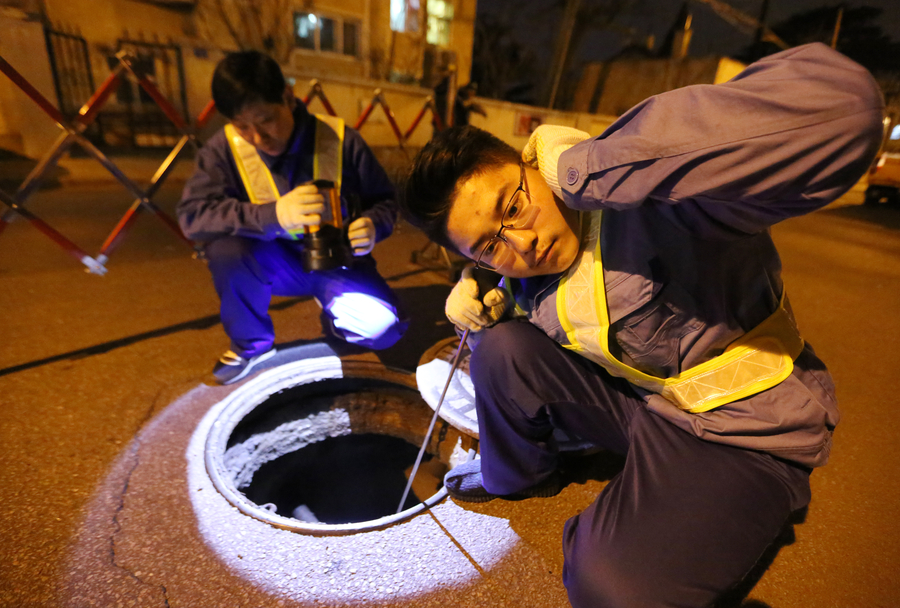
left=212, top=348, right=276, bottom=385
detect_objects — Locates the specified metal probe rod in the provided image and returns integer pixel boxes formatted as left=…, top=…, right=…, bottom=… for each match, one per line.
left=396, top=328, right=470, bottom=514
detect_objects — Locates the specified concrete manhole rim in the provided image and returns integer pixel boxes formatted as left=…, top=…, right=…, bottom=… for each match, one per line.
left=204, top=355, right=473, bottom=536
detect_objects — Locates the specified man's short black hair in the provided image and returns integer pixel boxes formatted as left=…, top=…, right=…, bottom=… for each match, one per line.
left=211, top=50, right=286, bottom=119
left=401, top=126, right=520, bottom=253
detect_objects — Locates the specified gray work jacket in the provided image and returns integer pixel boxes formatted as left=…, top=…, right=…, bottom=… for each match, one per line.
left=516, top=43, right=884, bottom=468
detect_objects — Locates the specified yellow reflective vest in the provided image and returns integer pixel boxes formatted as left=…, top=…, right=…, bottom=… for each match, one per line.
left=556, top=211, right=805, bottom=414
left=224, top=113, right=344, bottom=234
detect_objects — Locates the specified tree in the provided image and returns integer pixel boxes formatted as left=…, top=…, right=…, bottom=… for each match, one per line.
left=471, top=12, right=541, bottom=104
left=737, top=4, right=900, bottom=73
left=472, top=0, right=633, bottom=107
left=196, top=0, right=295, bottom=63
left=543, top=0, right=633, bottom=108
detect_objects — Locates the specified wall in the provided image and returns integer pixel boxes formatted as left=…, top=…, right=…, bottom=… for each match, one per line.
left=448, top=0, right=476, bottom=87
left=288, top=70, right=438, bottom=149
left=0, top=0, right=484, bottom=159
left=182, top=45, right=226, bottom=122
left=0, top=16, right=60, bottom=157
left=714, top=57, right=746, bottom=84
left=469, top=97, right=616, bottom=147
left=287, top=70, right=617, bottom=150
left=574, top=56, right=747, bottom=117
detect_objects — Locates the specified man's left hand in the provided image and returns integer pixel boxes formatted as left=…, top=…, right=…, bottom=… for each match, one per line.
left=348, top=216, right=376, bottom=256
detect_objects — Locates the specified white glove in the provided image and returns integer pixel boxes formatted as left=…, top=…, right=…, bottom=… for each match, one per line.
left=275, top=184, right=325, bottom=232
left=521, top=125, right=591, bottom=198
left=445, top=266, right=513, bottom=332
left=347, top=216, right=376, bottom=256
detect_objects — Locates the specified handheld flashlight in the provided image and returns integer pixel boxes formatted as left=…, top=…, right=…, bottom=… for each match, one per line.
left=301, top=179, right=352, bottom=272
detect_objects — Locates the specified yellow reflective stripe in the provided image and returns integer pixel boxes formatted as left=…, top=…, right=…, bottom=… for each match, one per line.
left=313, top=114, right=344, bottom=192
left=224, top=124, right=280, bottom=205
left=557, top=210, right=803, bottom=413
left=664, top=337, right=795, bottom=412
left=557, top=257, right=577, bottom=344
left=307, top=114, right=345, bottom=236
left=557, top=214, right=599, bottom=351
left=225, top=123, right=297, bottom=240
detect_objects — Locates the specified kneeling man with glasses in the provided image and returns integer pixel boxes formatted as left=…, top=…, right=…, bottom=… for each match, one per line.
left=401, top=43, right=883, bottom=607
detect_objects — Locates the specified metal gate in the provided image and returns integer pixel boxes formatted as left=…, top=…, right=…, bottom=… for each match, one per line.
left=108, top=39, right=189, bottom=149
left=44, top=27, right=104, bottom=144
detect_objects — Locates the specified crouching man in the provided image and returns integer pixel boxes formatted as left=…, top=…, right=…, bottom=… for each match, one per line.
left=179, top=51, right=407, bottom=384
left=401, top=44, right=883, bottom=606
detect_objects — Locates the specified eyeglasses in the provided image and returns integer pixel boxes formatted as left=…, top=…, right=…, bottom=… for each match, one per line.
left=474, top=163, right=540, bottom=271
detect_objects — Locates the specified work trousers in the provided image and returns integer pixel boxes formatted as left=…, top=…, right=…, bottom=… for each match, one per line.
left=471, top=319, right=812, bottom=608
left=204, top=236, right=406, bottom=357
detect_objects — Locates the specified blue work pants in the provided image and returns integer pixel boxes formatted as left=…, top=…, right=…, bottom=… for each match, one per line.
left=204, top=236, right=406, bottom=357
left=471, top=319, right=811, bottom=608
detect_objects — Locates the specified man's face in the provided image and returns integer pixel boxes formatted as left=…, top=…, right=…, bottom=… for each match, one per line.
left=446, top=162, right=581, bottom=279
left=230, top=87, right=295, bottom=156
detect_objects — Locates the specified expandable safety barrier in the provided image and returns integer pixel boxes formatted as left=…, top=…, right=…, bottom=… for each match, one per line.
left=0, top=50, right=208, bottom=272
left=0, top=57, right=450, bottom=274
left=300, top=80, right=337, bottom=117
left=300, top=79, right=445, bottom=147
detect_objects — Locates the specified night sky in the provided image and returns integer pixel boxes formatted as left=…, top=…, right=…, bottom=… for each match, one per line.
left=478, top=0, right=900, bottom=65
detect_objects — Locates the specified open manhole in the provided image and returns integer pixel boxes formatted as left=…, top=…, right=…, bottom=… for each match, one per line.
left=205, top=357, right=476, bottom=535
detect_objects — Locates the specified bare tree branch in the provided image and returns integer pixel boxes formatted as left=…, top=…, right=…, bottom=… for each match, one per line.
left=198, top=0, right=295, bottom=62
left=211, top=0, right=245, bottom=50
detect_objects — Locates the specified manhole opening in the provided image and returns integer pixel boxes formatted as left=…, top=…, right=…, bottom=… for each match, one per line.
left=208, top=368, right=474, bottom=532
left=243, top=433, right=443, bottom=524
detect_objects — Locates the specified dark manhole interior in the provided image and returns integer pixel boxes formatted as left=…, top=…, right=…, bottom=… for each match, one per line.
left=245, top=434, right=429, bottom=523
left=223, top=375, right=457, bottom=525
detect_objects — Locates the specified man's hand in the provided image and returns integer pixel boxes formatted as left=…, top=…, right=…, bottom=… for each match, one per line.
left=445, top=266, right=512, bottom=332
left=348, top=216, right=376, bottom=256
left=275, top=184, right=325, bottom=232
left=521, top=125, right=591, bottom=198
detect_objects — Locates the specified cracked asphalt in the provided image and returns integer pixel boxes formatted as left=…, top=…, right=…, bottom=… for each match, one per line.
left=1, top=162, right=899, bottom=607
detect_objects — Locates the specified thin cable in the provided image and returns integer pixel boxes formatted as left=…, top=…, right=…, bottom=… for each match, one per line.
left=396, top=328, right=470, bottom=514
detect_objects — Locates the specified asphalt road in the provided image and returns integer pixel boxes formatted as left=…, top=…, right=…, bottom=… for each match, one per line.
left=1, top=176, right=898, bottom=607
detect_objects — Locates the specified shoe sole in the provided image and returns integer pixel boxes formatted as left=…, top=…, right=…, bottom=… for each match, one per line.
left=446, top=473, right=562, bottom=504
left=220, top=349, right=277, bottom=385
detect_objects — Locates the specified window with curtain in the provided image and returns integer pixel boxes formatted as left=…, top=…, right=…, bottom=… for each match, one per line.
left=390, top=0, right=421, bottom=33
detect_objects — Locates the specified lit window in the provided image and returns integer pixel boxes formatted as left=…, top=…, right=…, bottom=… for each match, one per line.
left=293, top=12, right=361, bottom=57
left=426, top=0, right=453, bottom=46
left=391, top=0, right=420, bottom=33
left=295, top=13, right=315, bottom=50
left=890, top=124, right=900, bottom=141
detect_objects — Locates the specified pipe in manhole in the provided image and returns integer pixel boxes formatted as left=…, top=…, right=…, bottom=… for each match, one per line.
left=204, top=356, right=476, bottom=535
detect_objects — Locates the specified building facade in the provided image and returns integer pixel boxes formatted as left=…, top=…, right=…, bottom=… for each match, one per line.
left=0, top=0, right=476, bottom=156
